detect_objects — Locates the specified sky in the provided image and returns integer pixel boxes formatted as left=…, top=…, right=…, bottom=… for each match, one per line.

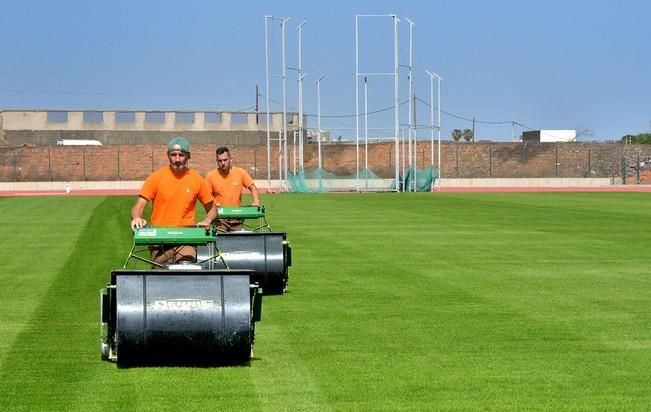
left=0, top=0, right=649, bottom=142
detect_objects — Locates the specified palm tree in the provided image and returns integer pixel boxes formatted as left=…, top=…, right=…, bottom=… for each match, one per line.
left=462, top=129, right=474, bottom=142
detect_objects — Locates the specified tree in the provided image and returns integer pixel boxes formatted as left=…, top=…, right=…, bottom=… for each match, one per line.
left=451, top=129, right=462, bottom=142
left=462, top=129, right=474, bottom=142
left=621, top=133, right=651, bottom=144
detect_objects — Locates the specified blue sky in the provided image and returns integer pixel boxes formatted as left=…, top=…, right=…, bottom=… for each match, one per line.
left=0, top=0, right=649, bottom=141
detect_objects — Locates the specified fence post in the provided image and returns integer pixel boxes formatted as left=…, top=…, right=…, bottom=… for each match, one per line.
left=489, top=146, right=492, bottom=177
left=555, top=142, right=559, bottom=177
left=456, top=144, right=459, bottom=178
left=117, top=146, right=121, bottom=180
left=622, top=156, right=627, bottom=185
left=48, top=147, right=52, bottom=181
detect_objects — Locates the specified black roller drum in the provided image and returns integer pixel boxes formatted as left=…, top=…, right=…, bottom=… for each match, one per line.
left=112, top=269, right=253, bottom=366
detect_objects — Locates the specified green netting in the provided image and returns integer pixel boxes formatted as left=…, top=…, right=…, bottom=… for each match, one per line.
left=288, top=166, right=439, bottom=192
left=402, top=166, right=438, bottom=192
left=288, top=168, right=393, bottom=192
left=287, top=166, right=438, bottom=193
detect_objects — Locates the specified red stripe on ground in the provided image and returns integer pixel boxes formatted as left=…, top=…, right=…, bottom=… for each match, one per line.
left=438, top=186, right=651, bottom=193
left=1, top=186, right=650, bottom=197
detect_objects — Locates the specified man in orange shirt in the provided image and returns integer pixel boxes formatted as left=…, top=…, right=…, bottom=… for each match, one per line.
left=206, top=146, right=260, bottom=231
left=130, top=136, right=217, bottom=264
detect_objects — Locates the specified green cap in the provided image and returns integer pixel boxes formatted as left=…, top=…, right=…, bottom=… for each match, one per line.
left=167, top=136, right=190, bottom=153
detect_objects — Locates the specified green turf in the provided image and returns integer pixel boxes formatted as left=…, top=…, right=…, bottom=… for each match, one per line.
left=0, top=193, right=649, bottom=411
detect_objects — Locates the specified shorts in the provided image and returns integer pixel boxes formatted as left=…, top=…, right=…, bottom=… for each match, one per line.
left=149, top=245, right=196, bottom=265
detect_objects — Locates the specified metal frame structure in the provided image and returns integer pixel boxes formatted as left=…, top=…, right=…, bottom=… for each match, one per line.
left=264, top=15, right=290, bottom=192
left=426, top=70, right=442, bottom=191
left=297, top=21, right=307, bottom=173
left=355, top=14, right=400, bottom=191
left=404, top=18, right=416, bottom=192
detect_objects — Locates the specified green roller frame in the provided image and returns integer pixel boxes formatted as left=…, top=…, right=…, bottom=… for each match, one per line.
left=217, top=205, right=271, bottom=232
left=124, top=227, right=228, bottom=269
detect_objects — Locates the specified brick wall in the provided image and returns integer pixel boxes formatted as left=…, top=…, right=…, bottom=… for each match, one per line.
left=1, top=142, right=650, bottom=182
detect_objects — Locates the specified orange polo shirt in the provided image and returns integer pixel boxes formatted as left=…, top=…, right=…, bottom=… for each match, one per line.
left=206, top=166, right=254, bottom=206
left=139, top=166, right=213, bottom=226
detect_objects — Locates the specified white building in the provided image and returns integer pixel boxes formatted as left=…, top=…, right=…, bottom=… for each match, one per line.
left=522, top=130, right=577, bottom=143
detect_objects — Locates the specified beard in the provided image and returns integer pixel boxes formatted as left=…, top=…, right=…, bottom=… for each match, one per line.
left=170, top=161, right=188, bottom=173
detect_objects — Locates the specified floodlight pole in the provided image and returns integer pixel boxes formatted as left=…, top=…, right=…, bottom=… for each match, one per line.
left=297, top=21, right=307, bottom=173
left=393, top=15, right=400, bottom=192
left=281, top=17, right=290, bottom=192
left=426, top=70, right=442, bottom=191
left=405, top=17, right=415, bottom=192
left=364, top=75, right=369, bottom=189
left=316, top=74, right=326, bottom=170
left=354, top=15, right=360, bottom=191
left=264, top=16, right=272, bottom=191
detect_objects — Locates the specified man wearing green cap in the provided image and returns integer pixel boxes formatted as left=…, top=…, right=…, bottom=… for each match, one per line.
left=130, top=136, right=217, bottom=264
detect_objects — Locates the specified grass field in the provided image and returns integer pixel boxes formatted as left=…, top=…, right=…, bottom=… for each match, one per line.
left=0, top=192, right=650, bottom=411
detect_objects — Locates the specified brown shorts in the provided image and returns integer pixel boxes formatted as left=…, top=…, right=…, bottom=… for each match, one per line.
left=216, top=218, right=244, bottom=232
left=149, top=245, right=196, bottom=265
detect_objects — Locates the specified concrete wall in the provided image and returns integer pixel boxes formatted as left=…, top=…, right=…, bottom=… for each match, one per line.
left=3, top=130, right=275, bottom=146
left=0, top=110, right=302, bottom=146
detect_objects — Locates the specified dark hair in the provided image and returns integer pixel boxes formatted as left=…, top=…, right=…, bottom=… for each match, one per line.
left=216, top=146, right=230, bottom=156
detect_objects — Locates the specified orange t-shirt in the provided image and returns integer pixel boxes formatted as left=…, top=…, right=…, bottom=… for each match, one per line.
left=205, top=166, right=254, bottom=206
left=139, top=166, right=213, bottom=226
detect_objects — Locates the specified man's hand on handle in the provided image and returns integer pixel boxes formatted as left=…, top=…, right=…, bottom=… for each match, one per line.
left=196, top=218, right=212, bottom=228
left=131, top=217, right=147, bottom=230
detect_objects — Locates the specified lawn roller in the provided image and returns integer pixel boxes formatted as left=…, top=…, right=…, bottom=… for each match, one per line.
left=100, top=226, right=262, bottom=366
left=196, top=206, right=291, bottom=295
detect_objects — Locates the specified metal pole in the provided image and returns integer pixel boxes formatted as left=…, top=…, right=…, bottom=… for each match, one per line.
left=405, top=18, right=415, bottom=191
left=401, top=127, right=406, bottom=187
left=292, top=130, right=297, bottom=174
left=278, top=130, right=282, bottom=186
left=428, top=73, right=434, bottom=190
left=317, top=74, right=326, bottom=170
left=437, top=74, right=441, bottom=190
left=355, top=15, right=360, bottom=191
left=264, top=16, right=272, bottom=191
left=297, top=21, right=306, bottom=173
left=281, top=17, right=290, bottom=192
left=364, top=76, right=369, bottom=189
left=393, top=15, right=400, bottom=192
left=426, top=70, right=442, bottom=190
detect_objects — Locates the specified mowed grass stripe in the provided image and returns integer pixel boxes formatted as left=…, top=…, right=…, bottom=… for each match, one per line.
left=0, top=196, right=106, bottom=367
left=0, top=196, right=132, bottom=410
